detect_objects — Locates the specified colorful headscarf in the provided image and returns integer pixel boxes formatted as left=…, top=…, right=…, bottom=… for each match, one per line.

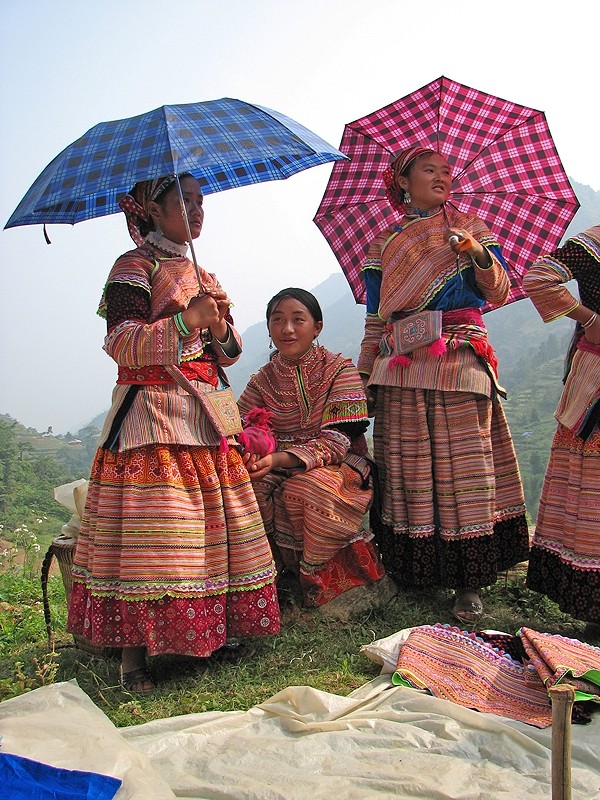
left=118, top=175, right=181, bottom=246
left=383, top=146, right=437, bottom=212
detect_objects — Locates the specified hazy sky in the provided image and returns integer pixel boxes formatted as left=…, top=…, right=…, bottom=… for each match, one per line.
left=1, top=0, right=599, bottom=433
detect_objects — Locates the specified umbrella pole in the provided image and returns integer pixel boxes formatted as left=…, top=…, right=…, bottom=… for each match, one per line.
left=175, top=174, right=204, bottom=292
left=549, top=684, right=575, bottom=800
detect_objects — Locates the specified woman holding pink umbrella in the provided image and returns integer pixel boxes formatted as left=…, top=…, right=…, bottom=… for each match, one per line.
left=357, top=146, right=529, bottom=623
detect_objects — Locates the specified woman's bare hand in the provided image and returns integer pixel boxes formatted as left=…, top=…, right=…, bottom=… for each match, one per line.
left=181, top=293, right=220, bottom=331
left=242, top=451, right=274, bottom=481
left=203, top=287, right=233, bottom=321
left=447, top=228, right=485, bottom=260
left=241, top=449, right=302, bottom=481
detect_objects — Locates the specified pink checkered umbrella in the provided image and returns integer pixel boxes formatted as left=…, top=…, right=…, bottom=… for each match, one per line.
left=314, top=76, right=580, bottom=308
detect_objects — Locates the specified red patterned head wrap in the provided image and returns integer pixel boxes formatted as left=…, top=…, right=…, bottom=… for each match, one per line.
left=117, top=175, right=181, bottom=246
left=383, top=146, right=437, bottom=212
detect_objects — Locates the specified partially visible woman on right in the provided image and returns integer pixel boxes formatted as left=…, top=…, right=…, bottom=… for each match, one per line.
left=523, top=225, right=600, bottom=630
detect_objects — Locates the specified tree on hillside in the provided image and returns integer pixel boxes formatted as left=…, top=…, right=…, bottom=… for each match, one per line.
left=0, top=417, right=72, bottom=531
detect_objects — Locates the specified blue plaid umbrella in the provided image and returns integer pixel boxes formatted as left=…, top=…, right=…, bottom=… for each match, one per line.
left=5, top=98, right=346, bottom=229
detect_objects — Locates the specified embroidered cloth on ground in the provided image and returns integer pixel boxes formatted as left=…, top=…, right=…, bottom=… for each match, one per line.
left=392, top=624, right=600, bottom=727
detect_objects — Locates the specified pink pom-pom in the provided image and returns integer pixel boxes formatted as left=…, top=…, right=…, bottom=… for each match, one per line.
left=244, top=407, right=275, bottom=429
left=389, top=354, right=412, bottom=368
left=219, top=436, right=229, bottom=453
left=238, top=406, right=277, bottom=457
left=428, top=338, right=447, bottom=357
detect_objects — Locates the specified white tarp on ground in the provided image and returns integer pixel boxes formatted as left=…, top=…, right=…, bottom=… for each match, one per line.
left=1, top=675, right=599, bottom=799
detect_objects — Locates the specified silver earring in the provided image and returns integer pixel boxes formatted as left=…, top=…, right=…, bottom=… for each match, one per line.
left=269, top=337, right=273, bottom=350
left=403, top=190, right=412, bottom=205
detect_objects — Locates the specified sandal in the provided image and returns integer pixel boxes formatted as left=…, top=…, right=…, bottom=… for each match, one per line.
left=120, top=666, right=155, bottom=695
left=451, top=590, right=483, bottom=624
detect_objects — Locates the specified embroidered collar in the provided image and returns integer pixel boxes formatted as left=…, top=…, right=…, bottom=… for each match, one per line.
left=144, top=230, right=189, bottom=258
left=274, top=343, right=319, bottom=368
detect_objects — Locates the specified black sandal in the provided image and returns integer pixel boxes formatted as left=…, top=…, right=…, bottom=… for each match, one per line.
left=120, top=666, right=155, bottom=695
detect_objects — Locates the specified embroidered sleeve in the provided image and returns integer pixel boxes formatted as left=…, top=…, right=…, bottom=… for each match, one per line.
left=322, top=362, right=370, bottom=426
left=357, top=234, right=388, bottom=376
left=102, top=279, right=181, bottom=367
left=105, top=282, right=151, bottom=328
left=523, top=241, right=586, bottom=322
left=205, top=317, right=242, bottom=366
left=103, top=319, right=181, bottom=367
left=237, top=381, right=263, bottom=417
left=471, top=245, right=509, bottom=305
left=523, top=234, right=600, bottom=322
left=285, top=428, right=352, bottom=470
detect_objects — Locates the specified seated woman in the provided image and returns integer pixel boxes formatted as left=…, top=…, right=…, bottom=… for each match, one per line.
left=238, top=288, right=385, bottom=607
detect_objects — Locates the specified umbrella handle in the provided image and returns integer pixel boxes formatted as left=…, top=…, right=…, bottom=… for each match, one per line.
left=175, top=174, right=206, bottom=293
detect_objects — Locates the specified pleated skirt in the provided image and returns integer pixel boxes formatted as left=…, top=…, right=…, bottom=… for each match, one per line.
left=67, top=443, right=280, bottom=656
left=372, top=387, right=529, bottom=590
left=527, top=423, right=600, bottom=622
left=252, top=462, right=385, bottom=606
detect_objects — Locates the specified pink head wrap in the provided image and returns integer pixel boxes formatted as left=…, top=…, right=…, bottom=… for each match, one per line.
left=382, top=146, right=437, bottom=212
left=117, top=175, right=181, bottom=246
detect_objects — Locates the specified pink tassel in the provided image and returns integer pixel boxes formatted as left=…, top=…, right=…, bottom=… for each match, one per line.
left=428, top=338, right=447, bottom=357
left=389, top=354, right=412, bottom=368
left=219, top=436, right=229, bottom=453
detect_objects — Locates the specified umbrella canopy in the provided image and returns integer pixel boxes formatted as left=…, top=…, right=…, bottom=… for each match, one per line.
left=5, top=98, right=346, bottom=229
left=314, top=76, right=580, bottom=307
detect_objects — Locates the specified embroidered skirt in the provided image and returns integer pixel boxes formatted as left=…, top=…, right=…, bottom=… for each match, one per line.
left=372, top=387, right=529, bottom=589
left=251, top=462, right=385, bottom=607
left=67, top=443, right=280, bottom=656
left=526, top=423, right=600, bottom=622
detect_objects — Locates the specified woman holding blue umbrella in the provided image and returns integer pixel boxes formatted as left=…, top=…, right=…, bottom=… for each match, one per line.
left=67, top=174, right=280, bottom=693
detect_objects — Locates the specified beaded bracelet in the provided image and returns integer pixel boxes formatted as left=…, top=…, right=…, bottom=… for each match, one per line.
left=174, top=312, right=191, bottom=337
left=582, top=312, right=598, bottom=329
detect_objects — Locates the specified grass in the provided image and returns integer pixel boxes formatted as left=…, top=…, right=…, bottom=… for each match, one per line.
left=1, top=554, right=598, bottom=728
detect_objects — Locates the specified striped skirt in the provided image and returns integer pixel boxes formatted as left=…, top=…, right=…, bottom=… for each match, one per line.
left=526, top=423, right=600, bottom=622
left=67, top=443, right=280, bottom=656
left=252, top=462, right=384, bottom=607
left=372, top=387, right=529, bottom=590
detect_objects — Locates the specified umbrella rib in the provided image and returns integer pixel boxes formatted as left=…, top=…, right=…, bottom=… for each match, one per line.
left=452, top=189, right=578, bottom=205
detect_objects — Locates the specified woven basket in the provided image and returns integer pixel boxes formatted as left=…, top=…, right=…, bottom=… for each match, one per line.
left=41, top=534, right=117, bottom=658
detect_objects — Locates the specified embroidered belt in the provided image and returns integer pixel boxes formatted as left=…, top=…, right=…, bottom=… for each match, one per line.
left=117, top=361, right=219, bottom=387
left=389, top=307, right=485, bottom=328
